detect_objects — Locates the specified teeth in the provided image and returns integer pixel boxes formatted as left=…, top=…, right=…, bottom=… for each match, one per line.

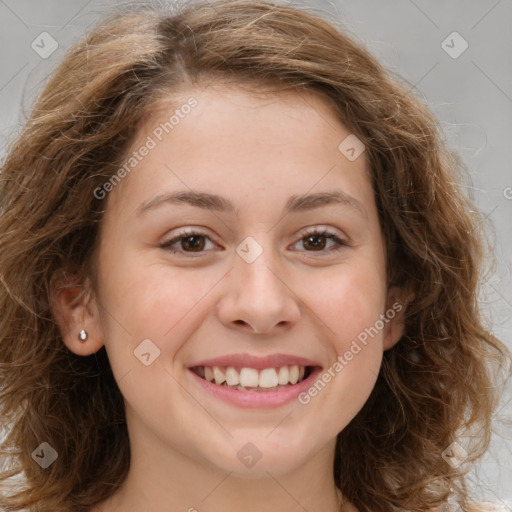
left=259, top=368, right=279, bottom=388
left=225, top=367, right=239, bottom=386
left=204, top=366, right=214, bottom=382
left=199, top=364, right=309, bottom=388
left=240, top=367, right=259, bottom=387
left=213, top=366, right=226, bottom=385
left=289, top=365, right=299, bottom=384
left=277, top=366, right=289, bottom=385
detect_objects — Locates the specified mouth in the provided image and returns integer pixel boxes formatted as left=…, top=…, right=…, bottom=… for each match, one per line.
left=190, top=364, right=315, bottom=392
left=187, top=353, right=323, bottom=408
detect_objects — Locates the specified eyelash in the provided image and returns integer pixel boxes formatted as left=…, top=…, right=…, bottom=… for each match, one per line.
left=159, top=227, right=348, bottom=256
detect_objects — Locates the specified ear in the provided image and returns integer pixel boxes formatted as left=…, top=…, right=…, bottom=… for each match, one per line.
left=382, top=285, right=414, bottom=351
left=50, top=269, right=104, bottom=356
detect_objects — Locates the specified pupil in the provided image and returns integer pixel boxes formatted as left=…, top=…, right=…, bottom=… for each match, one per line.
left=183, top=235, right=204, bottom=251
left=304, top=235, right=326, bottom=251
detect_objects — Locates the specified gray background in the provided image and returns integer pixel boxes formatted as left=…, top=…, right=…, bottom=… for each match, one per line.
left=1, top=0, right=511, bottom=507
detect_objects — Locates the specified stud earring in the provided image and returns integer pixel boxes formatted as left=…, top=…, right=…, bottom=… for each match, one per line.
left=78, top=329, right=88, bottom=342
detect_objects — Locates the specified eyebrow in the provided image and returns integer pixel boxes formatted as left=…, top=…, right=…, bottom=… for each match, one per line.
left=136, top=190, right=368, bottom=220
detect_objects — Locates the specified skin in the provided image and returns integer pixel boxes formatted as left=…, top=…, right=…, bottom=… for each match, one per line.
left=52, top=83, right=408, bottom=512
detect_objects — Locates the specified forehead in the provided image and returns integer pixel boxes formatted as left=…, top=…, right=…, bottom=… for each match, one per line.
left=105, top=85, right=373, bottom=220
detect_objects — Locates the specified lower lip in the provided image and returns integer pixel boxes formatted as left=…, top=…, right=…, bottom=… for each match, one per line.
left=188, top=368, right=322, bottom=409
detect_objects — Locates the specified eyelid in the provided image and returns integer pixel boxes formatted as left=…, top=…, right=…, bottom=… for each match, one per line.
left=291, top=226, right=348, bottom=252
left=159, top=227, right=220, bottom=254
left=296, top=225, right=346, bottom=240
left=160, top=225, right=349, bottom=256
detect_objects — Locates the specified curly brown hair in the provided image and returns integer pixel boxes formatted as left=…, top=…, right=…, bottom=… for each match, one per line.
left=0, top=1, right=510, bottom=511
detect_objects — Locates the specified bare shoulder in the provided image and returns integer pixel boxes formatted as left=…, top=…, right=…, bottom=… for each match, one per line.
left=429, top=502, right=511, bottom=512
left=340, top=499, right=510, bottom=512
left=468, top=503, right=512, bottom=512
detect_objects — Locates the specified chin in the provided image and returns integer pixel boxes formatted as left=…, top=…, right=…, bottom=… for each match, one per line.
left=196, top=432, right=321, bottom=478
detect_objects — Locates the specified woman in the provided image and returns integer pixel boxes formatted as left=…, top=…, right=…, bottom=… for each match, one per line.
left=0, top=1, right=510, bottom=510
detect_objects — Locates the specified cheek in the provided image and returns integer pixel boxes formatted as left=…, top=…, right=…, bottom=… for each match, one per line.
left=94, top=261, right=218, bottom=416
left=308, top=263, right=387, bottom=423
left=305, top=260, right=386, bottom=351
left=303, top=260, right=386, bottom=410
left=96, top=255, right=218, bottom=358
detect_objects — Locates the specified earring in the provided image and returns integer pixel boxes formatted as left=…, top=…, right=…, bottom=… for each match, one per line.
left=78, top=329, right=88, bottom=342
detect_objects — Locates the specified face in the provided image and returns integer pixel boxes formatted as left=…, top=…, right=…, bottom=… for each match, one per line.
left=56, top=84, right=406, bottom=479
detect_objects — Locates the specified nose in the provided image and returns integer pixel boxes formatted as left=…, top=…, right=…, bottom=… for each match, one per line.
left=216, top=243, right=301, bottom=334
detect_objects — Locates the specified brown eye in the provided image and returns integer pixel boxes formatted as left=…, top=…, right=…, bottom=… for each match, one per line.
left=160, top=231, right=216, bottom=255
left=180, top=235, right=206, bottom=252
left=293, top=228, right=348, bottom=254
left=302, top=234, right=328, bottom=251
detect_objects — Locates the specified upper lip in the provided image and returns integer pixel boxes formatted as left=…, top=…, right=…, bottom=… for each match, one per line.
left=189, top=353, right=322, bottom=369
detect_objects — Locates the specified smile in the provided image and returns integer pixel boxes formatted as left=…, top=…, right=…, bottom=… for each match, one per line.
left=187, top=353, right=323, bottom=408
left=190, top=365, right=312, bottom=391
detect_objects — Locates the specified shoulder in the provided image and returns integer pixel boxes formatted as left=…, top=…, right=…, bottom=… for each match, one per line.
left=342, top=500, right=510, bottom=512
left=468, top=503, right=512, bottom=512
left=430, top=502, right=511, bottom=512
